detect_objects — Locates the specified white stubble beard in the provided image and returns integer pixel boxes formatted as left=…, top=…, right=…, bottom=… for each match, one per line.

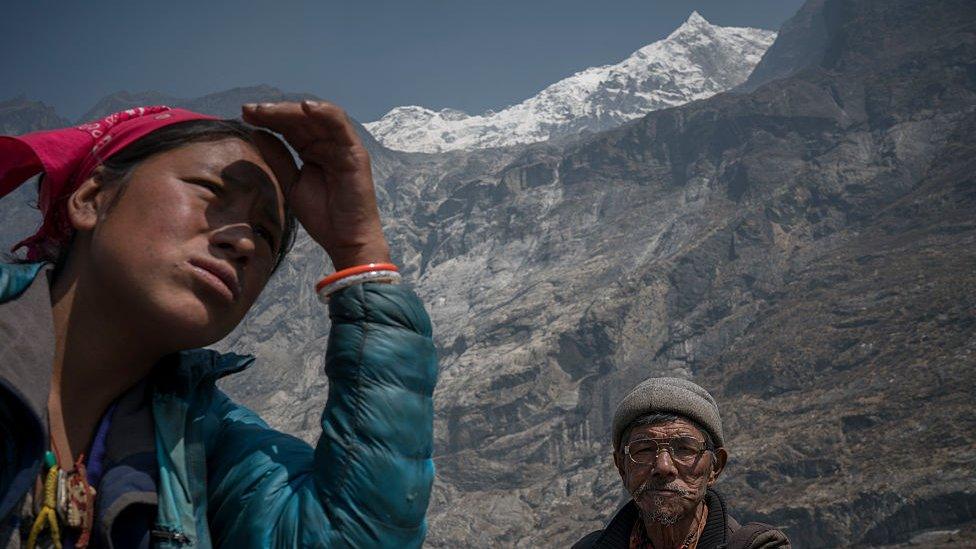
left=630, top=479, right=691, bottom=526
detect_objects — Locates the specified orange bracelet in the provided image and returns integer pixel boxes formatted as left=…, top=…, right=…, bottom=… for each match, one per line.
left=315, top=262, right=399, bottom=292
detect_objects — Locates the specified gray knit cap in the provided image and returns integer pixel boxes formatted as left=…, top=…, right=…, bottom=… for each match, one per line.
left=611, top=377, right=724, bottom=450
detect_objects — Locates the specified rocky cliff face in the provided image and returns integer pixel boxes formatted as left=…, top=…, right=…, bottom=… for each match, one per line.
left=391, top=1, right=972, bottom=545
left=0, top=1, right=973, bottom=546
left=220, top=1, right=976, bottom=545
left=0, top=97, right=70, bottom=134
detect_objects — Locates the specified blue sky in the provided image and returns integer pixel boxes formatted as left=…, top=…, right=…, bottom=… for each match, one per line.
left=1, top=0, right=805, bottom=122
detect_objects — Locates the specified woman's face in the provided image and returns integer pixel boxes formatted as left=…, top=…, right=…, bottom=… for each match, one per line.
left=81, top=137, right=289, bottom=349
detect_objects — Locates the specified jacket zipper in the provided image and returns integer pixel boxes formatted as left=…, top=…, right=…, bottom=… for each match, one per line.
left=150, top=528, right=192, bottom=545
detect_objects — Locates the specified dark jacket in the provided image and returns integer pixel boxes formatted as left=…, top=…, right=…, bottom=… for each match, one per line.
left=0, top=262, right=438, bottom=548
left=572, top=489, right=790, bottom=549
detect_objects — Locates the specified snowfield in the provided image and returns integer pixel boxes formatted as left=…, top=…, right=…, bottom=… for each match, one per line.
left=364, top=12, right=776, bottom=153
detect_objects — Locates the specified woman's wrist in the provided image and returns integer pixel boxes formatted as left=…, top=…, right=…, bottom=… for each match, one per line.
left=315, top=262, right=400, bottom=301
left=328, top=240, right=391, bottom=271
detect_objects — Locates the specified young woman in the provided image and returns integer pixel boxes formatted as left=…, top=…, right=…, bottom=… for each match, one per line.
left=0, top=102, right=437, bottom=548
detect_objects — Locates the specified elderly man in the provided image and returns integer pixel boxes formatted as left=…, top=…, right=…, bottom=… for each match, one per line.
left=574, top=377, right=790, bottom=549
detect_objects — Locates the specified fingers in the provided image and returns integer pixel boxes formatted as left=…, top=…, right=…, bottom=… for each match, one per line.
left=301, top=101, right=361, bottom=147
left=242, top=102, right=314, bottom=151
left=241, top=101, right=362, bottom=153
left=298, top=140, right=371, bottom=173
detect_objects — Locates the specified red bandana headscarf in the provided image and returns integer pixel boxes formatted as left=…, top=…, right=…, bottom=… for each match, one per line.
left=0, top=106, right=217, bottom=260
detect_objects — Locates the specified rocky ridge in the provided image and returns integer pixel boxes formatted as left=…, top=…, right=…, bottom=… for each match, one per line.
left=77, top=84, right=319, bottom=122
left=0, top=97, right=70, bottom=135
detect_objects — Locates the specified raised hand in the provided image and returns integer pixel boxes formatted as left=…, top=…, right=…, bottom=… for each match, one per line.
left=242, top=101, right=390, bottom=270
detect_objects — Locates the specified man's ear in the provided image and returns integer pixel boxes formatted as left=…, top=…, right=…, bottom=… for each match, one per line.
left=66, top=169, right=111, bottom=232
left=707, top=447, right=728, bottom=486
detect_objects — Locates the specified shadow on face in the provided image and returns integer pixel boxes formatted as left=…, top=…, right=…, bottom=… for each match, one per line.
left=250, top=129, right=298, bottom=196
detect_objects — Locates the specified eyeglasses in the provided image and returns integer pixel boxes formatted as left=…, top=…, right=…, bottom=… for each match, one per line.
left=623, top=436, right=710, bottom=467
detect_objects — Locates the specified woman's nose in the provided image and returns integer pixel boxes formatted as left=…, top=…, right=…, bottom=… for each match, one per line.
left=210, top=223, right=257, bottom=265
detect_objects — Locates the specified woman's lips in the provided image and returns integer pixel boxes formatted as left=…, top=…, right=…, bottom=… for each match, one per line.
left=188, top=259, right=240, bottom=302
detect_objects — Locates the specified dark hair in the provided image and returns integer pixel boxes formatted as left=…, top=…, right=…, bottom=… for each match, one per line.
left=66, top=119, right=297, bottom=272
left=618, top=412, right=716, bottom=451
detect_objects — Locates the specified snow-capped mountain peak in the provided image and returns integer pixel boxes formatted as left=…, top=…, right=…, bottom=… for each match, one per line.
left=681, top=10, right=709, bottom=28
left=364, top=12, right=775, bottom=153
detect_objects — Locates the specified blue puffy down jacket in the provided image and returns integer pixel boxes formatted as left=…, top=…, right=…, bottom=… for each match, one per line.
left=0, top=262, right=438, bottom=548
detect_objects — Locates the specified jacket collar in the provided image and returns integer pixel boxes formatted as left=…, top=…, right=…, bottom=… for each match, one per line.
left=0, top=262, right=46, bottom=302
left=0, top=263, right=54, bottom=427
left=0, top=263, right=55, bottom=520
left=699, top=489, right=730, bottom=549
left=591, top=489, right=729, bottom=549
left=151, top=348, right=255, bottom=397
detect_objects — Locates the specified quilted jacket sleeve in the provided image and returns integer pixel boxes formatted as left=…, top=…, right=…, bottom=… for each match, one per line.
left=205, top=283, right=438, bottom=548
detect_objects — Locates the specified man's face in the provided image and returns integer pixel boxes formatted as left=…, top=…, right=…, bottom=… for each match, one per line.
left=614, top=418, right=727, bottom=525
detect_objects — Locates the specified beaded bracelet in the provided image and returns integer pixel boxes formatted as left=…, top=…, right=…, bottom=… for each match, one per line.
left=315, top=263, right=401, bottom=302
